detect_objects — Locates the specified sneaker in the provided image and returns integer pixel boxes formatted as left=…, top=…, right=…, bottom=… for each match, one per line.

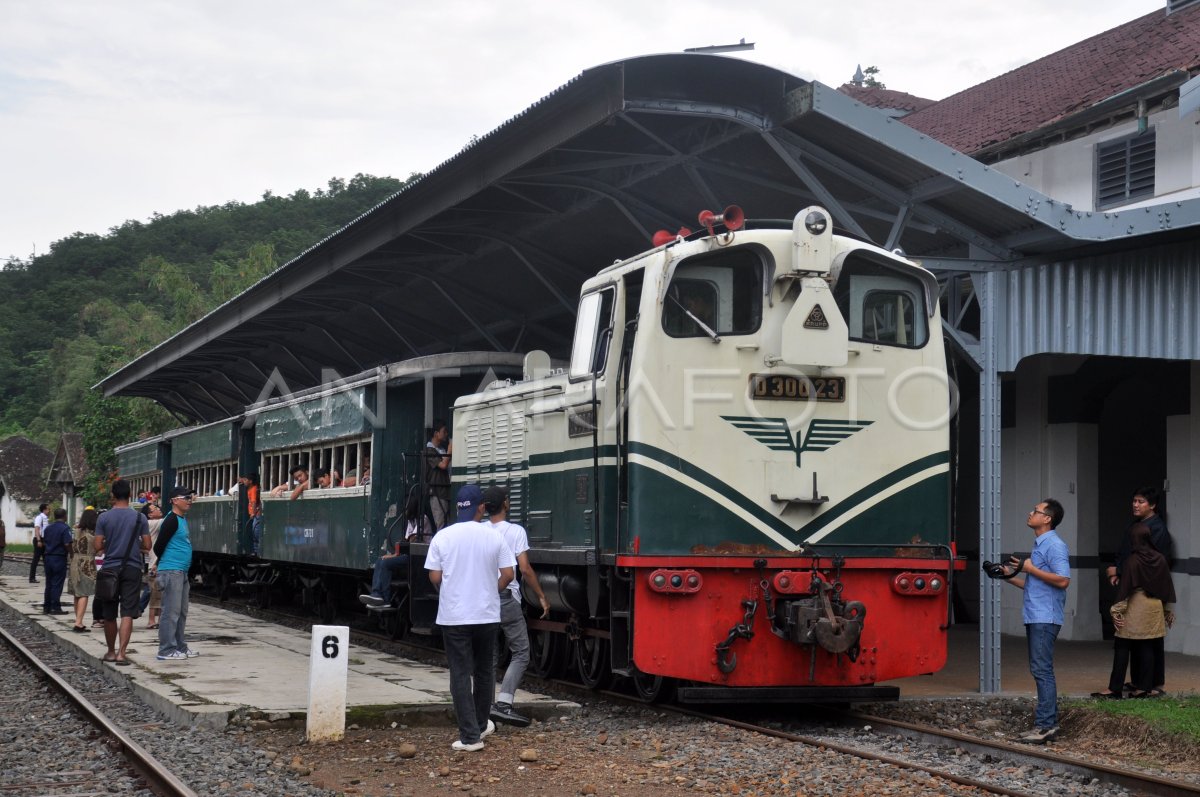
left=156, top=651, right=188, bottom=661
left=359, top=594, right=386, bottom=606
left=451, top=740, right=485, bottom=752
left=480, top=719, right=496, bottom=739
left=1017, top=725, right=1059, bottom=743
left=183, top=648, right=200, bottom=658
left=490, top=701, right=531, bottom=727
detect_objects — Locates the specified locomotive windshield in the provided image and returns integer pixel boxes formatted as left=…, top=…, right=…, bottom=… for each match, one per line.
left=833, top=253, right=929, bottom=348
left=662, top=248, right=763, bottom=338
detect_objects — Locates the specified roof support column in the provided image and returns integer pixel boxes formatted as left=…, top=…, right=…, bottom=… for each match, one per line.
left=978, top=269, right=1004, bottom=694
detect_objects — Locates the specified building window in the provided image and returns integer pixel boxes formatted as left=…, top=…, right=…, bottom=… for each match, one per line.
left=1096, top=130, right=1155, bottom=208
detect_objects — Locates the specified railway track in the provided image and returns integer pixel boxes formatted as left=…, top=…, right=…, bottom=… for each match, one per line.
left=839, top=709, right=1200, bottom=797
left=0, top=623, right=198, bottom=797
left=193, top=584, right=1200, bottom=797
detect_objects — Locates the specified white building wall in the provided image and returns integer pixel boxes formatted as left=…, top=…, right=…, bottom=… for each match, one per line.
left=0, top=493, right=38, bottom=545
left=991, top=107, right=1200, bottom=211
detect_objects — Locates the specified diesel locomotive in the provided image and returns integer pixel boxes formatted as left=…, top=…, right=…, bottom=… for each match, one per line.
left=115, top=205, right=960, bottom=701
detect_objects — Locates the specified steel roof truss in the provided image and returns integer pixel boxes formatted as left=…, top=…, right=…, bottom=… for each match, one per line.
left=884, top=204, right=913, bottom=252
left=762, top=132, right=870, bottom=239
left=770, top=129, right=1017, bottom=259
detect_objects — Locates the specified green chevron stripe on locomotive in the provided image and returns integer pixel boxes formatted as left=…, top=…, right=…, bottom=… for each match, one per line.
left=626, top=445, right=950, bottom=553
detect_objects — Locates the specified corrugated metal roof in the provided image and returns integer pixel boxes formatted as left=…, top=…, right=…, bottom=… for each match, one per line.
left=996, top=238, right=1200, bottom=370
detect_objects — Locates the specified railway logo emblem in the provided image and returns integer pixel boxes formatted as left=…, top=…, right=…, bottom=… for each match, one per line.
left=721, top=416, right=873, bottom=466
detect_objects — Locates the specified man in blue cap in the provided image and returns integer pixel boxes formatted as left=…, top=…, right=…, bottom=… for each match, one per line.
left=426, top=483, right=516, bottom=751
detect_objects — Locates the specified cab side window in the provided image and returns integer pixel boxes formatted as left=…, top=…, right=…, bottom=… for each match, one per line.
left=569, top=287, right=616, bottom=379
left=834, top=253, right=928, bottom=348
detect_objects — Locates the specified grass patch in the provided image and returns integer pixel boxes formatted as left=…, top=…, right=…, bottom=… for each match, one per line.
left=1064, top=693, right=1200, bottom=768
left=1071, top=693, right=1200, bottom=739
left=4, top=544, right=34, bottom=554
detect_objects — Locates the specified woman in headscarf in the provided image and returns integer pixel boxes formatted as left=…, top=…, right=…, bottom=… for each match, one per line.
left=68, top=507, right=99, bottom=632
left=1092, top=522, right=1176, bottom=698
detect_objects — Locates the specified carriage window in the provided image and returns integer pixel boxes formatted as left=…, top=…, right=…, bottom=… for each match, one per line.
left=834, top=253, right=928, bottom=348
left=569, top=288, right=615, bottom=379
left=662, top=248, right=763, bottom=338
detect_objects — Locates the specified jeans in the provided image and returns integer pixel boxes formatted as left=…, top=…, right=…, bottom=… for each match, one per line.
left=250, top=515, right=263, bottom=556
left=1026, top=622, right=1061, bottom=729
left=369, top=554, right=409, bottom=602
left=441, top=623, right=498, bottom=744
left=157, top=570, right=190, bottom=656
left=42, top=555, right=67, bottom=611
left=495, top=592, right=530, bottom=704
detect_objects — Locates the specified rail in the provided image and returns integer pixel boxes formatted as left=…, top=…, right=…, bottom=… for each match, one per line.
left=0, top=624, right=199, bottom=797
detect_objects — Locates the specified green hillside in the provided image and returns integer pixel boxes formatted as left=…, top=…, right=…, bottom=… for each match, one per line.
left=0, top=173, right=414, bottom=502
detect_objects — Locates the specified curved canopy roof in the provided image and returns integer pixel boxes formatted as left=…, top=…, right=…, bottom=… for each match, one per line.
left=99, top=53, right=1200, bottom=422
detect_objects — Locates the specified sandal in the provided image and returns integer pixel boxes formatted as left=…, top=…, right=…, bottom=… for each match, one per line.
left=102, top=653, right=118, bottom=662
left=71, top=625, right=90, bottom=633
left=113, top=658, right=131, bottom=667
left=1090, top=691, right=1120, bottom=700
left=147, top=623, right=159, bottom=629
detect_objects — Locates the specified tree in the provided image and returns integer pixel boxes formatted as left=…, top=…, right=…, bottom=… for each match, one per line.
left=863, top=65, right=886, bottom=89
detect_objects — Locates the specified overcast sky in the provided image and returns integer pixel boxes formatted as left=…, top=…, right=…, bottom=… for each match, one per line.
left=1, top=0, right=1166, bottom=263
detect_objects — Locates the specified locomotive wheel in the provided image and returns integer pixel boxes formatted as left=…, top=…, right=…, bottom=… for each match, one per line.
left=630, top=667, right=674, bottom=703
left=527, top=626, right=566, bottom=678
left=574, top=635, right=611, bottom=690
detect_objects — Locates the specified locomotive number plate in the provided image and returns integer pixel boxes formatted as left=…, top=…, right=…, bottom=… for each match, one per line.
left=750, top=374, right=846, bottom=402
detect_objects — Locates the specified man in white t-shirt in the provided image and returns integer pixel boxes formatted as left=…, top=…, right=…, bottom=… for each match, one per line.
left=426, top=484, right=516, bottom=752
left=483, top=486, right=550, bottom=727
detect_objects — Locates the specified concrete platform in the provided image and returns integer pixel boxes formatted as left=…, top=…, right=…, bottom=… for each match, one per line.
left=883, top=622, right=1200, bottom=699
left=0, top=572, right=576, bottom=729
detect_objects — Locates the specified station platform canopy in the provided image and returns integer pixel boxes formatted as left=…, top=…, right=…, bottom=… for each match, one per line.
left=98, top=53, right=1200, bottom=422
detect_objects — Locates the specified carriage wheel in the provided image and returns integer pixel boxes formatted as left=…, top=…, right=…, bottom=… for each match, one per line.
left=630, top=666, right=674, bottom=703
left=527, top=626, right=566, bottom=678
left=574, top=635, right=611, bottom=690
left=317, top=583, right=338, bottom=624
left=388, top=596, right=411, bottom=640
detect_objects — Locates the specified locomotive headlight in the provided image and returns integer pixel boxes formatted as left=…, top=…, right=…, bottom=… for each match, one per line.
left=686, top=574, right=700, bottom=588
left=670, top=574, right=683, bottom=588
left=653, top=574, right=667, bottom=587
left=914, top=578, right=926, bottom=590
left=898, top=577, right=910, bottom=590
left=778, top=575, right=791, bottom=589
left=930, top=578, right=942, bottom=591
left=804, top=211, right=828, bottom=235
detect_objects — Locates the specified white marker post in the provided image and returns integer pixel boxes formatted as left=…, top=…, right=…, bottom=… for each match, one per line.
left=306, top=625, right=349, bottom=742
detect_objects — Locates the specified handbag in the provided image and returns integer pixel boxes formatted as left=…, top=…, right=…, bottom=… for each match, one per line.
left=95, top=514, right=143, bottom=602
